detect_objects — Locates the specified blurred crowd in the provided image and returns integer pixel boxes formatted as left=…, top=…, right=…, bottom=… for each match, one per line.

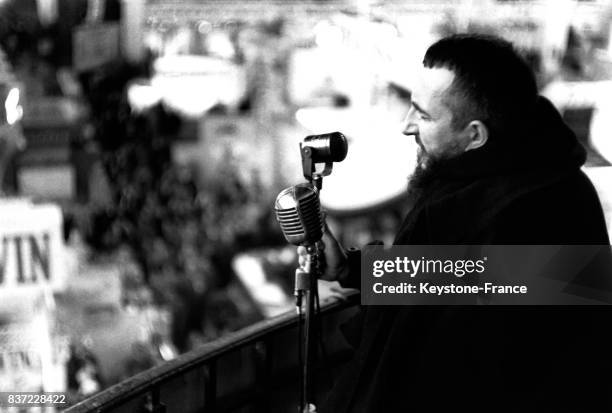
left=79, top=63, right=284, bottom=354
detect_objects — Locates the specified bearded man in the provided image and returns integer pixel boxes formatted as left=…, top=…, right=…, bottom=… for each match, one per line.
left=310, top=34, right=611, bottom=412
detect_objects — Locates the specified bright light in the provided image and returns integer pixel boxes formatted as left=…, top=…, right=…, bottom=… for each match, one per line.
left=205, top=31, right=235, bottom=60
left=5, top=87, right=23, bottom=125
left=151, top=75, right=219, bottom=117
left=295, top=106, right=416, bottom=213
left=314, top=21, right=343, bottom=49
left=151, top=55, right=245, bottom=118
left=127, top=82, right=162, bottom=112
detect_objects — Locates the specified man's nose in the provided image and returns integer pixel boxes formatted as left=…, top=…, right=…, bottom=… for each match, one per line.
left=402, top=110, right=418, bottom=137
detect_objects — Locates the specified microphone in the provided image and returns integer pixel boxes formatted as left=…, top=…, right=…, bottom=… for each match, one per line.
left=275, top=134, right=347, bottom=413
left=274, top=183, right=323, bottom=246
left=303, top=132, right=348, bottom=163
left=300, top=132, right=348, bottom=184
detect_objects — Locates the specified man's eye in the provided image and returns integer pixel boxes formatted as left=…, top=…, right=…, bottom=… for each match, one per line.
left=410, top=104, right=430, bottom=121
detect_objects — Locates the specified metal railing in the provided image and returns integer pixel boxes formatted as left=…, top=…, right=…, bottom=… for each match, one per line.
left=65, top=291, right=360, bottom=413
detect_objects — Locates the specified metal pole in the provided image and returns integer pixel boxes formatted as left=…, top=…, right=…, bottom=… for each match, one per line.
left=295, top=247, right=318, bottom=413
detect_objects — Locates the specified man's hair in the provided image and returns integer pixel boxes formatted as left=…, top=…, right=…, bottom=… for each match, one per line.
left=423, top=34, right=538, bottom=139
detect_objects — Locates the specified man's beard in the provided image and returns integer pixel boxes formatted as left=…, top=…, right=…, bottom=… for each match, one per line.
left=407, top=150, right=437, bottom=195
left=407, top=143, right=458, bottom=196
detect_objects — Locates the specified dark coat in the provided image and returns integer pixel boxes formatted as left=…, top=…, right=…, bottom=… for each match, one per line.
left=322, top=97, right=611, bottom=413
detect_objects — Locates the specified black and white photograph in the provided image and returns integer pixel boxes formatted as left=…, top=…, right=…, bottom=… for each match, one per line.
left=1, top=0, right=612, bottom=412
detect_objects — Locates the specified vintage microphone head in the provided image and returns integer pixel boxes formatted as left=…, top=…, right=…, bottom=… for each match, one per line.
left=274, top=183, right=323, bottom=246
left=303, top=132, right=348, bottom=163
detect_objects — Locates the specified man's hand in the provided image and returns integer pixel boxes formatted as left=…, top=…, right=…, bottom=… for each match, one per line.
left=317, top=279, right=352, bottom=302
left=297, top=222, right=349, bottom=283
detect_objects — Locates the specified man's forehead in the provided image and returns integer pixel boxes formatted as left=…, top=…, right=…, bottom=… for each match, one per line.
left=411, top=67, right=455, bottom=103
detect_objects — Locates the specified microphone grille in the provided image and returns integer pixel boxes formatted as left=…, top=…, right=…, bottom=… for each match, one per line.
left=274, top=184, right=323, bottom=245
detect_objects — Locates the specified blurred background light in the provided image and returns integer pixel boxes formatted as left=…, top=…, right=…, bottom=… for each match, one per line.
left=5, top=87, right=22, bottom=125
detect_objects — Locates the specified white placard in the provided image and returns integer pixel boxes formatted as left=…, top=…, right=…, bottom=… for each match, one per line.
left=0, top=202, right=66, bottom=295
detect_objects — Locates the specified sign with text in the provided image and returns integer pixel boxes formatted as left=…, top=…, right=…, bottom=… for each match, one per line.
left=361, top=245, right=612, bottom=305
left=0, top=200, right=65, bottom=294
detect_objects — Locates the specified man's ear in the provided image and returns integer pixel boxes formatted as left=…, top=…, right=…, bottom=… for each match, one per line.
left=463, top=120, right=488, bottom=152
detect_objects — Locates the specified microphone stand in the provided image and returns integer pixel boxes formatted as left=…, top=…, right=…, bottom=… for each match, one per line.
left=295, top=174, right=325, bottom=413
left=295, top=245, right=319, bottom=413
left=294, top=141, right=337, bottom=412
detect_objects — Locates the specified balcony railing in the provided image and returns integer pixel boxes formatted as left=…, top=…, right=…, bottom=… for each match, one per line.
left=65, top=291, right=360, bottom=413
